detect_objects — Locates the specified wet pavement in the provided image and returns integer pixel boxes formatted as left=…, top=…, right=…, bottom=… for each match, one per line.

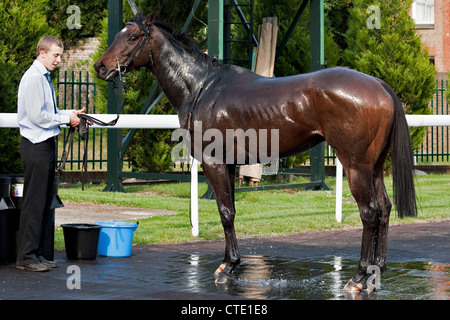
left=0, top=221, right=449, bottom=301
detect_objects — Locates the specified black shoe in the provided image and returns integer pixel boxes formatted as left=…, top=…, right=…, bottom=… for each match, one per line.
left=16, top=262, right=50, bottom=272
left=38, top=256, right=58, bottom=268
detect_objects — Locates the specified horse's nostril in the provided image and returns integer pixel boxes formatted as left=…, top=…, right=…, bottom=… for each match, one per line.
left=94, top=61, right=106, bottom=73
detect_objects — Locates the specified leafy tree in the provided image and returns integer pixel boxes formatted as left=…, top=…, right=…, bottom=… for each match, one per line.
left=0, top=0, right=58, bottom=174
left=343, top=0, right=436, bottom=150
left=0, top=45, right=22, bottom=173
left=130, top=96, right=175, bottom=173
left=44, top=0, right=107, bottom=43
left=324, top=0, right=352, bottom=60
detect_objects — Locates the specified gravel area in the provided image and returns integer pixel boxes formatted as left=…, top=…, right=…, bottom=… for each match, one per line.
left=54, top=200, right=179, bottom=226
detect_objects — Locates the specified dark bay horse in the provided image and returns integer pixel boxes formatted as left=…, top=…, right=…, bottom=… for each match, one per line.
left=94, top=11, right=417, bottom=291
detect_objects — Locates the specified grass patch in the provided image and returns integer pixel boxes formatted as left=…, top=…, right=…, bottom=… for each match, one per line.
left=55, top=174, right=450, bottom=250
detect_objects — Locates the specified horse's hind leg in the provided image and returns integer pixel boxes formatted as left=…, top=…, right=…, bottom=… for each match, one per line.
left=373, top=150, right=392, bottom=273
left=343, top=165, right=382, bottom=291
left=202, top=163, right=240, bottom=284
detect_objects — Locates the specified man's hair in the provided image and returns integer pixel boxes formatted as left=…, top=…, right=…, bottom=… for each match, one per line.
left=36, top=36, right=64, bottom=57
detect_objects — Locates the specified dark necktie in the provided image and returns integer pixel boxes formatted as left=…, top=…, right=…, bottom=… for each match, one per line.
left=45, top=72, right=57, bottom=113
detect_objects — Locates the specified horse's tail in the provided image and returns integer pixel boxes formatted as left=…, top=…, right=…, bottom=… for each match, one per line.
left=384, top=83, right=417, bottom=218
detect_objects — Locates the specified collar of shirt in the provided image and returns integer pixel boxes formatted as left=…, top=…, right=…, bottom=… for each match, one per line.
left=33, top=59, right=48, bottom=75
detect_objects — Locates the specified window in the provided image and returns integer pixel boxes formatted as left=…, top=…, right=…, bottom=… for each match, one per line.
left=429, top=56, right=435, bottom=66
left=412, top=0, right=435, bottom=25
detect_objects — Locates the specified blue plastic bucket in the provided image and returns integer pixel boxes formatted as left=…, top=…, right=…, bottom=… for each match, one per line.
left=94, top=221, right=138, bottom=257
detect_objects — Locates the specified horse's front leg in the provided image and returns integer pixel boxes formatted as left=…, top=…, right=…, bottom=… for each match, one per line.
left=202, top=163, right=240, bottom=284
left=214, top=201, right=240, bottom=284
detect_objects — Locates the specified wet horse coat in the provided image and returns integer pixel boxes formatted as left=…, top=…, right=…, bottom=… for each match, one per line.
left=94, top=11, right=417, bottom=291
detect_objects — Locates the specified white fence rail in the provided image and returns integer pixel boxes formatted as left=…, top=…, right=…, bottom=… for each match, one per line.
left=0, top=113, right=180, bottom=129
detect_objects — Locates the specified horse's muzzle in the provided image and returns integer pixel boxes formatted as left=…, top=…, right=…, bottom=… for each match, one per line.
left=94, top=61, right=116, bottom=81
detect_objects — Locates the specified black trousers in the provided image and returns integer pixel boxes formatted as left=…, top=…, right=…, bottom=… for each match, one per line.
left=17, top=137, right=55, bottom=265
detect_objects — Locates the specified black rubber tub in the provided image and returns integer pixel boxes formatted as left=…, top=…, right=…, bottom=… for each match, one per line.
left=61, top=223, right=102, bottom=260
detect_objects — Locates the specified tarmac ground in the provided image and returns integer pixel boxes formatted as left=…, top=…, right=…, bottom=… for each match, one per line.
left=0, top=220, right=449, bottom=303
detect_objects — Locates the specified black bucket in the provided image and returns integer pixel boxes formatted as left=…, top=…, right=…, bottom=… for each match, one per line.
left=61, top=224, right=102, bottom=260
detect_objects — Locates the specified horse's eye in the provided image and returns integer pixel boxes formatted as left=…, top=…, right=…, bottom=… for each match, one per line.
left=129, top=36, right=137, bottom=42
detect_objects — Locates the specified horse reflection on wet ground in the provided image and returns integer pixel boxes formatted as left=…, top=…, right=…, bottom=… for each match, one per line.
left=171, top=253, right=449, bottom=300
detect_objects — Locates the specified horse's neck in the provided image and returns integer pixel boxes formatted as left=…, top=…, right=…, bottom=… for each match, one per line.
left=151, top=35, right=210, bottom=115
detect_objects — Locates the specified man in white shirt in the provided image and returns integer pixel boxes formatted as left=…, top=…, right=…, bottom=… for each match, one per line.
left=16, top=36, right=85, bottom=271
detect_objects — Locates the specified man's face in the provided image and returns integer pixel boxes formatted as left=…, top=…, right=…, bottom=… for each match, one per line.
left=39, top=44, right=63, bottom=71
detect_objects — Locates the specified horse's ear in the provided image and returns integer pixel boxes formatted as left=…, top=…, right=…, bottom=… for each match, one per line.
left=145, top=10, right=157, bottom=26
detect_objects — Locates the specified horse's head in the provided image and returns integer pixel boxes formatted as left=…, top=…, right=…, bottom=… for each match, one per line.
left=94, top=11, right=156, bottom=81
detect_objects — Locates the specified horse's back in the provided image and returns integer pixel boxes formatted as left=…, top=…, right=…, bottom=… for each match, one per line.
left=199, top=66, right=396, bottom=161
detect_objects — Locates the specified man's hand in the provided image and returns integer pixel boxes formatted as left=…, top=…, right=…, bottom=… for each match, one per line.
left=69, top=107, right=86, bottom=127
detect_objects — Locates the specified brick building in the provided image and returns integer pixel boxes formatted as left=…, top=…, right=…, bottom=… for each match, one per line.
left=411, top=0, right=450, bottom=81
left=59, top=37, right=100, bottom=73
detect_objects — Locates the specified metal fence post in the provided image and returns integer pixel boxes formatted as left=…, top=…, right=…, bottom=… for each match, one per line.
left=309, top=0, right=328, bottom=189
left=208, top=0, right=224, bottom=61
left=104, top=0, right=125, bottom=192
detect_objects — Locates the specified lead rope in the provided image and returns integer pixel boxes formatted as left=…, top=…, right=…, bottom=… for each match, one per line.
left=57, top=126, right=75, bottom=176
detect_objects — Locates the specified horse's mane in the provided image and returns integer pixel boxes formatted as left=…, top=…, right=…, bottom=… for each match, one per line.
left=129, top=13, right=223, bottom=70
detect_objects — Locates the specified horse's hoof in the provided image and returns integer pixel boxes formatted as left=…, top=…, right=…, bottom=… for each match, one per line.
left=214, top=263, right=227, bottom=277
left=215, top=271, right=233, bottom=285
left=214, top=263, right=234, bottom=285
left=343, top=279, right=363, bottom=292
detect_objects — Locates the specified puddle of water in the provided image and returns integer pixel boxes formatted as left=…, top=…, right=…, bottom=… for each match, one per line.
left=169, top=253, right=450, bottom=300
